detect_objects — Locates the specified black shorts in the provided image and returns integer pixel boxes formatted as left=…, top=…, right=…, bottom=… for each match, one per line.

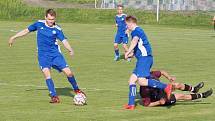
left=163, top=94, right=176, bottom=106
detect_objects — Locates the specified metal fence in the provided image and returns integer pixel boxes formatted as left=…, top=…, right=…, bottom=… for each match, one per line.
left=97, top=0, right=215, bottom=11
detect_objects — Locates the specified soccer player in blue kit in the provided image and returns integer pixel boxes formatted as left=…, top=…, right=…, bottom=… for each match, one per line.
left=114, top=5, right=130, bottom=61
left=8, top=9, right=85, bottom=103
left=124, top=16, right=172, bottom=110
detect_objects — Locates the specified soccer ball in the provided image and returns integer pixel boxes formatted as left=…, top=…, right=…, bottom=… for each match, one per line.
left=73, top=93, right=87, bottom=106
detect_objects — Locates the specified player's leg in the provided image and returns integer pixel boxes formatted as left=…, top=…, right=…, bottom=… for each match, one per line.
left=122, top=35, right=131, bottom=62
left=135, top=56, right=172, bottom=99
left=62, top=67, right=81, bottom=93
left=122, top=35, right=128, bottom=52
left=122, top=44, right=128, bottom=54
left=39, top=56, right=59, bottom=103
left=52, top=54, right=85, bottom=95
left=125, top=74, right=138, bottom=110
left=42, top=68, right=60, bottom=103
left=174, top=93, right=192, bottom=101
left=138, top=77, right=168, bottom=90
left=114, top=43, right=120, bottom=61
left=173, top=82, right=204, bottom=93
left=175, top=88, right=213, bottom=101
left=114, top=34, right=121, bottom=61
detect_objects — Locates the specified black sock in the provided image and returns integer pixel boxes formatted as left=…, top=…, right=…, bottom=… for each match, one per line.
left=191, top=93, right=202, bottom=100
left=183, top=84, right=192, bottom=91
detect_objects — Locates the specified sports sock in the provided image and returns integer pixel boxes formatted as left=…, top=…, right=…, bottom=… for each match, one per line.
left=191, top=93, right=202, bottom=100
left=183, top=84, right=193, bottom=91
left=46, top=79, right=57, bottom=97
left=148, top=79, right=167, bottom=89
left=67, top=76, right=79, bottom=91
left=114, top=49, right=119, bottom=57
left=128, top=84, right=136, bottom=105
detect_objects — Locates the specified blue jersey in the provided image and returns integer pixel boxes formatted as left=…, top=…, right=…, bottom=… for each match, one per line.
left=115, top=14, right=127, bottom=35
left=28, top=20, right=67, bottom=56
left=131, top=27, right=152, bottom=59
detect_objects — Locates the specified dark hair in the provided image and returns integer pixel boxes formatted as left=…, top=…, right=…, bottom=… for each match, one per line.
left=125, top=15, right=137, bottom=23
left=117, top=4, right=123, bottom=8
left=46, top=9, right=56, bottom=17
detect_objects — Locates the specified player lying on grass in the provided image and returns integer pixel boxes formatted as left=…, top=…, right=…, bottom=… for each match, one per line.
left=149, top=70, right=204, bottom=93
left=113, top=5, right=130, bottom=61
left=140, top=84, right=213, bottom=107
left=140, top=70, right=213, bottom=107
left=8, top=9, right=85, bottom=103
left=124, top=15, right=172, bottom=110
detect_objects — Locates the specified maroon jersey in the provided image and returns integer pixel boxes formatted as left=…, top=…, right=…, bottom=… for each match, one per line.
left=140, top=71, right=165, bottom=106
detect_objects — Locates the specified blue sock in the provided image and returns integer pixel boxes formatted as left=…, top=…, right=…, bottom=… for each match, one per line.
left=114, top=49, right=119, bottom=57
left=67, top=76, right=79, bottom=91
left=128, top=84, right=136, bottom=105
left=46, top=79, right=57, bottom=97
left=148, top=79, right=167, bottom=89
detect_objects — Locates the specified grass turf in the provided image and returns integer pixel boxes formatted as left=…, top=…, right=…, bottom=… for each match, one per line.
left=0, top=21, right=214, bottom=121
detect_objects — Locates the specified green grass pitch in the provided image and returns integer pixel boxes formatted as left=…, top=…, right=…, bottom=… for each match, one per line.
left=0, top=21, right=214, bottom=121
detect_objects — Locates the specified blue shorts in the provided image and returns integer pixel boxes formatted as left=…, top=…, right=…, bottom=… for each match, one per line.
left=114, top=33, right=128, bottom=44
left=38, top=54, right=68, bottom=72
left=133, top=56, right=153, bottom=78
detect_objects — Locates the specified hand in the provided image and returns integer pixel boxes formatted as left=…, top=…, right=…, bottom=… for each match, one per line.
left=124, top=51, right=130, bottom=60
left=125, top=29, right=129, bottom=34
left=69, top=50, right=74, bottom=57
left=125, top=51, right=134, bottom=59
left=159, top=98, right=166, bottom=105
left=169, top=76, right=176, bottom=82
left=125, top=29, right=130, bottom=37
left=8, top=37, right=15, bottom=47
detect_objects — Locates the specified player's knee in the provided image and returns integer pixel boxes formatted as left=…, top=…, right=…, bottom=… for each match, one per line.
left=128, top=80, right=135, bottom=85
left=175, top=94, right=185, bottom=100
left=114, top=44, right=118, bottom=49
left=138, top=78, right=148, bottom=86
left=122, top=44, right=128, bottom=51
left=178, top=83, right=185, bottom=90
left=66, top=71, right=73, bottom=77
left=122, top=44, right=127, bottom=48
left=173, top=83, right=181, bottom=89
left=42, top=68, right=51, bottom=79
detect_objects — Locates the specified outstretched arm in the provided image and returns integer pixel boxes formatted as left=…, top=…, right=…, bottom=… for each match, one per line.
left=62, top=40, right=74, bottom=58
left=8, top=29, right=30, bottom=47
left=125, top=36, right=138, bottom=59
left=160, top=70, right=176, bottom=82
left=148, top=98, right=166, bottom=107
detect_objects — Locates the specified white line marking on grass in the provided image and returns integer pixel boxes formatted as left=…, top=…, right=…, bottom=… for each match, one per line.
left=95, top=28, right=105, bottom=30
left=0, top=82, right=124, bottom=92
left=10, top=30, right=18, bottom=32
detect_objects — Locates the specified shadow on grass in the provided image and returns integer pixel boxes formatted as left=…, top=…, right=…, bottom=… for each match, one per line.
left=176, top=100, right=211, bottom=105
left=56, top=87, right=75, bottom=97
left=26, top=87, right=75, bottom=97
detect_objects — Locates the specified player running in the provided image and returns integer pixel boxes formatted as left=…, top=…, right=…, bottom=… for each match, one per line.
left=124, top=16, right=172, bottom=110
left=140, top=70, right=213, bottom=107
left=114, top=5, right=130, bottom=61
left=8, top=9, right=85, bottom=103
